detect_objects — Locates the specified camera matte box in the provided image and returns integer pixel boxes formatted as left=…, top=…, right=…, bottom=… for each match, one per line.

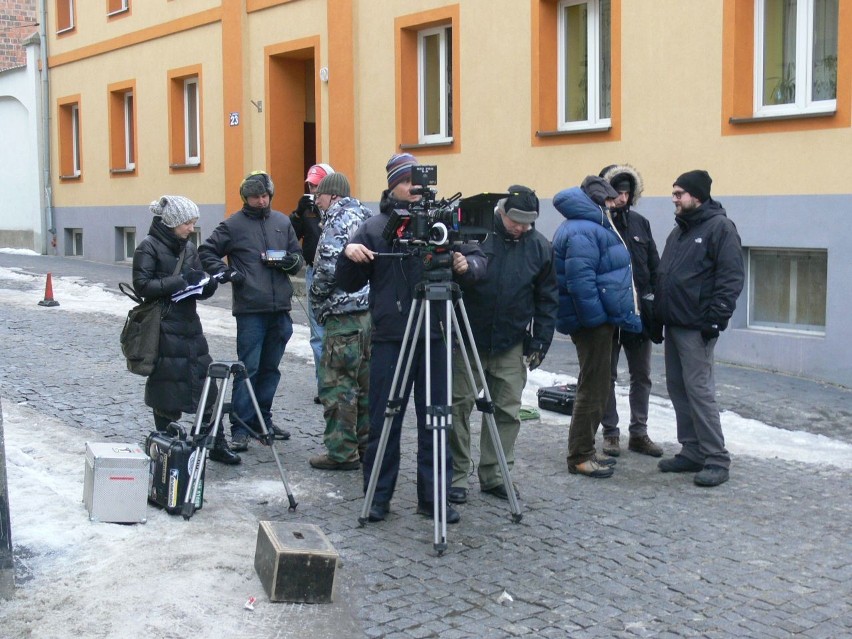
left=254, top=521, right=339, bottom=603
left=83, top=442, right=149, bottom=523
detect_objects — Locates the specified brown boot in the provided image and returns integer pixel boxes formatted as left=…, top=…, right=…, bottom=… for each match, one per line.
left=602, top=435, right=621, bottom=457
left=628, top=434, right=663, bottom=457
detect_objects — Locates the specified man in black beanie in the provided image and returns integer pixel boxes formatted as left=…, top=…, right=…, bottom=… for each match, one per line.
left=653, top=170, right=744, bottom=487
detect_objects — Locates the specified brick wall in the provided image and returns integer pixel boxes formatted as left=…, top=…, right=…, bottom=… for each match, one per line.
left=0, top=1, right=38, bottom=72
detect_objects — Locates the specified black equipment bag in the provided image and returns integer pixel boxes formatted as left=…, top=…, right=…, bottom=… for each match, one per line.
left=145, top=423, right=204, bottom=515
left=537, top=384, right=577, bottom=415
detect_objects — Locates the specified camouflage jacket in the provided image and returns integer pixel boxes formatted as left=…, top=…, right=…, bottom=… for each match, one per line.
left=309, top=196, right=373, bottom=324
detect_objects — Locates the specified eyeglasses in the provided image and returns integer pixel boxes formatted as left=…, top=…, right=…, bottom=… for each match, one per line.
left=672, top=190, right=687, bottom=200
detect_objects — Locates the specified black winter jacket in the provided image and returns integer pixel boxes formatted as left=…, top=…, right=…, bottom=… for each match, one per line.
left=132, top=217, right=218, bottom=414
left=290, top=196, right=323, bottom=266
left=199, top=205, right=303, bottom=315
left=461, top=214, right=558, bottom=355
left=610, top=207, right=659, bottom=298
left=654, top=199, right=744, bottom=330
left=335, top=190, right=487, bottom=343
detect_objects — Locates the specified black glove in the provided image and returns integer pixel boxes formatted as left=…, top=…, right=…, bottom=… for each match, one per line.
left=649, top=322, right=664, bottom=344
left=523, top=335, right=547, bottom=371
left=183, top=269, right=207, bottom=286
left=278, top=253, right=303, bottom=275
left=700, top=322, right=720, bottom=344
left=220, top=268, right=245, bottom=285
left=525, top=350, right=545, bottom=371
left=201, top=277, right=218, bottom=296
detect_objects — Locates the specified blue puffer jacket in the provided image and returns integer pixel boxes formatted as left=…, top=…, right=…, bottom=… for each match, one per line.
left=551, top=186, right=642, bottom=336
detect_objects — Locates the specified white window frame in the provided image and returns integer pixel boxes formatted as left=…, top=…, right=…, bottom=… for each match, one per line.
left=122, top=228, right=136, bottom=261
left=747, top=248, right=827, bottom=334
left=71, top=103, right=81, bottom=177
left=57, top=0, right=75, bottom=33
left=417, top=26, right=452, bottom=144
left=124, top=92, right=135, bottom=170
left=108, top=0, right=129, bottom=17
left=184, top=78, right=200, bottom=165
left=753, top=0, right=838, bottom=117
left=557, top=0, right=611, bottom=132
left=71, top=229, right=83, bottom=256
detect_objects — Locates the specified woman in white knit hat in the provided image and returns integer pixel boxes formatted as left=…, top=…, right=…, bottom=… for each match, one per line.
left=131, top=195, right=240, bottom=465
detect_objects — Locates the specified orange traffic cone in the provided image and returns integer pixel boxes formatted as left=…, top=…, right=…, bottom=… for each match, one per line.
left=38, top=272, right=60, bottom=307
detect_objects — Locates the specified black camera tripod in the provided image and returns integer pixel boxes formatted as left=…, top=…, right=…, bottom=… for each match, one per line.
left=183, top=361, right=297, bottom=519
left=359, top=257, right=522, bottom=554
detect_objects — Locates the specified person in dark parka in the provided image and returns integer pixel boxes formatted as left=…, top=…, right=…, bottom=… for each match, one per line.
left=132, top=195, right=240, bottom=464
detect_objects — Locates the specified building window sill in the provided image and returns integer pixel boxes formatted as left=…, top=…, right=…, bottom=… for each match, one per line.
left=729, top=110, right=836, bottom=125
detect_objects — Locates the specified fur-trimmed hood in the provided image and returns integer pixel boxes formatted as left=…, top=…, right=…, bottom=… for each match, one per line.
left=599, top=163, right=644, bottom=207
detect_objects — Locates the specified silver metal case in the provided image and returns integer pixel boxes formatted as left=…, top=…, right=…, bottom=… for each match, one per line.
left=83, top=442, right=149, bottom=524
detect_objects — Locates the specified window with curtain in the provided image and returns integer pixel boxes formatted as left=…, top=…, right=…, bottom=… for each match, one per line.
left=418, top=26, right=453, bottom=143
left=558, top=0, right=611, bottom=130
left=756, top=0, right=837, bottom=114
left=748, top=248, right=827, bottom=332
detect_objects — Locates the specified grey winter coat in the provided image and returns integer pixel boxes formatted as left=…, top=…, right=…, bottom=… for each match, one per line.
left=199, top=205, right=303, bottom=315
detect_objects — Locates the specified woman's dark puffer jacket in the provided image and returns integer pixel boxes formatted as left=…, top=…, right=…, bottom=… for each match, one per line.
left=132, top=217, right=218, bottom=414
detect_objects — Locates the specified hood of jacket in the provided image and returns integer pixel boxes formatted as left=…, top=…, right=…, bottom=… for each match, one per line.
left=552, top=186, right=609, bottom=227
left=600, top=163, right=644, bottom=208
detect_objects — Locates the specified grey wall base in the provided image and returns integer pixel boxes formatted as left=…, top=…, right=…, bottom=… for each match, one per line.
left=0, top=397, right=15, bottom=599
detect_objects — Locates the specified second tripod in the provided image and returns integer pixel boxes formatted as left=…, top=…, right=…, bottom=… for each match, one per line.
left=183, top=361, right=297, bottom=519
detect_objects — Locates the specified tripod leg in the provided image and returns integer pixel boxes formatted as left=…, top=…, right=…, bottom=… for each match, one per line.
left=359, top=298, right=426, bottom=525
left=452, top=301, right=523, bottom=522
left=426, top=298, right=453, bottom=554
left=182, top=369, right=225, bottom=519
left=234, top=362, right=298, bottom=512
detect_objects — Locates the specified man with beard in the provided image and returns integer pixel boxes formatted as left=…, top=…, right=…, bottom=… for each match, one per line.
left=335, top=153, right=486, bottom=524
left=654, top=170, right=744, bottom=487
left=200, top=171, right=304, bottom=451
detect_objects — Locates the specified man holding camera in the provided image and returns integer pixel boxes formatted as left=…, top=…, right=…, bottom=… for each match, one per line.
left=308, top=172, right=374, bottom=471
left=291, top=163, right=335, bottom=402
left=199, top=171, right=304, bottom=451
left=449, top=186, right=558, bottom=504
left=336, top=153, right=486, bottom=524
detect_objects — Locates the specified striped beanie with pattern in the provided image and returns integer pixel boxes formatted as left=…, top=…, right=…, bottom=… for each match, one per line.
left=386, top=153, right=418, bottom=190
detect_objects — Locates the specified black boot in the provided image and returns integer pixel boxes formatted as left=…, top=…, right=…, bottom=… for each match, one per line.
left=208, top=431, right=241, bottom=465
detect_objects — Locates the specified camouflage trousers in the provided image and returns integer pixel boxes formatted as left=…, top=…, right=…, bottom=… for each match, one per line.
left=318, top=311, right=372, bottom=463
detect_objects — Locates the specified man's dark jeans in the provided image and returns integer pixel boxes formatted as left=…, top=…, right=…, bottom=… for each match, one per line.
left=231, top=311, right=293, bottom=436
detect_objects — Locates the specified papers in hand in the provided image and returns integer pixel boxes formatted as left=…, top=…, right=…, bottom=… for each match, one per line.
left=171, top=275, right=210, bottom=302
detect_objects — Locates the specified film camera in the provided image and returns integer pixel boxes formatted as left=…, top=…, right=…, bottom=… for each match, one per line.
left=382, top=165, right=499, bottom=247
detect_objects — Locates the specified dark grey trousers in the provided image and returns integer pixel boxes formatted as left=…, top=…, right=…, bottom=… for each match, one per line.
left=664, top=326, right=730, bottom=469
left=601, top=335, right=652, bottom=438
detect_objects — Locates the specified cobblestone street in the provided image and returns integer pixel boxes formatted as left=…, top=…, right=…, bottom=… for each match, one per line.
left=0, top=256, right=850, bottom=638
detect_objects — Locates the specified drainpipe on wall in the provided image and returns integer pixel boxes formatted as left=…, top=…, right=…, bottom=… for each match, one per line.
left=38, top=0, right=55, bottom=255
